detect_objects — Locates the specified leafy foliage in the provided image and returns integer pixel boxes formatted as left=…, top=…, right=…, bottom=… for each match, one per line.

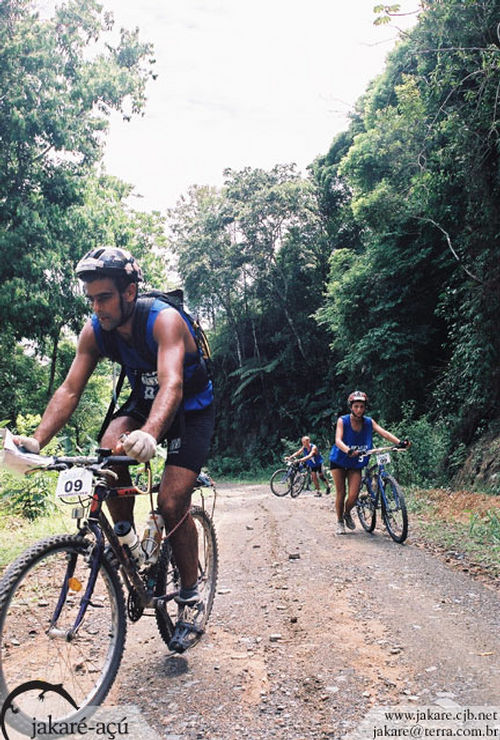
left=315, top=0, right=500, bottom=443
left=0, top=0, right=166, bottom=446
left=0, top=414, right=60, bottom=519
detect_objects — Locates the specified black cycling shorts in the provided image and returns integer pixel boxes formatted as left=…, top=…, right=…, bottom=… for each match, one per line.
left=330, top=462, right=361, bottom=472
left=113, top=398, right=215, bottom=474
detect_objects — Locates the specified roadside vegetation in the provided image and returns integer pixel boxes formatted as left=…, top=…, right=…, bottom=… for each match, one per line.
left=406, top=487, right=500, bottom=580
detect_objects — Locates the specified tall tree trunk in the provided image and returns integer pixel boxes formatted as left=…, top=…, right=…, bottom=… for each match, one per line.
left=47, top=329, right=60, bottom=398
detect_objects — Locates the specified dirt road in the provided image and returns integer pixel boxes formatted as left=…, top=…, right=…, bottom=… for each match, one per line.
left=110, top=483, right=500, bottom=739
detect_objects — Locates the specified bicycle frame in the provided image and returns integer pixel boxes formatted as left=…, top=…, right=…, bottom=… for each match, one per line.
left=282, top=462, right=304, bottom=489
left=361, top=462, right=390, bottom=510
left=356, top=444, right=409, bottom=543
left=47, top=457, right=217, bottom=640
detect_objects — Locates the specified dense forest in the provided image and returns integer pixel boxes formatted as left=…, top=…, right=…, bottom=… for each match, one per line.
left=1, top=0, right=499, bottom=491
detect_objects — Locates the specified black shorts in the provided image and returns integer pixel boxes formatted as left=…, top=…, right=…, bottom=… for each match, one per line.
left=309, top=464, right=323, bottom=473
left=113, top=397, right=215, bottom=474
left=330, top=462, right=361, bottom=472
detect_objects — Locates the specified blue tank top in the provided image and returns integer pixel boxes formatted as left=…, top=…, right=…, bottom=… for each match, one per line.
left=329, top=415, right=373, bottom=469
left=92, top=299, right=213, bottom=412
left=302, top=442, right=323, bottom=468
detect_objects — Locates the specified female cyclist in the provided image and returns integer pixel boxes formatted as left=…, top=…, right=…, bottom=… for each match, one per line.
left=329, top=391, right=409, bottom=535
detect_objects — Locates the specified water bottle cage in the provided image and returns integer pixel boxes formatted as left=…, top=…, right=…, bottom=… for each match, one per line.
left=142, top=537, right=160, bottom=561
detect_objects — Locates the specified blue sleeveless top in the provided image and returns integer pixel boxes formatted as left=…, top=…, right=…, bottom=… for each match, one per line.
left=92, top=299, right=213, bottom=412
left=329, top=415, right=373, bottom=469
left=302, top=442, right=323, bottom=468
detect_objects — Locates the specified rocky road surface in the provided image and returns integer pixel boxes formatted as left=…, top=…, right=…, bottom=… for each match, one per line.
left=108, top=483, right=500, bottom=739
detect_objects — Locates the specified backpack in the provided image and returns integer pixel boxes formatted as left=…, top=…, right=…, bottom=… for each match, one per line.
left=132, top=290, right=213, bottom=379
left=97, top=289, right=212, bottom=442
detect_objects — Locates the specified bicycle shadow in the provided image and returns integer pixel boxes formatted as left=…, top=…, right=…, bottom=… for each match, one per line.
left=159, top=654, right=190, bottom=676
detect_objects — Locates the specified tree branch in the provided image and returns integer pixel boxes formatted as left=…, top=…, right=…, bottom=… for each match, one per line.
left=417, top=217, right=483, bottom=284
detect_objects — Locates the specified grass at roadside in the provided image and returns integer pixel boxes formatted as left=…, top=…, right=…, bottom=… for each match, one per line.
left=0, top=505, right=72, bottom=569
left=406, top=487, right=500, bottom=579
left=0, top=495, right=153, bottom=572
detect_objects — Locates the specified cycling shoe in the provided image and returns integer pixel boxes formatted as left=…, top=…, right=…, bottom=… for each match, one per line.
left=168, top=600, right=205, bottom=653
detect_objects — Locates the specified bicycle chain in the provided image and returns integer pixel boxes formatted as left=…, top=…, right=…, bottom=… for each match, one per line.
left=127, top=589, right=144, bottom=621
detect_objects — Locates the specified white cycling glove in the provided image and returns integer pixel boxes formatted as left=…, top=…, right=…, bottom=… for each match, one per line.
left=14, top=436, right=40, bottom=454
left=121, top=430, right=157, bottom=462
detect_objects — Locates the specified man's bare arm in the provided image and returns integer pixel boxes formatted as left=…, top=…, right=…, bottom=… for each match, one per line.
left=32, top=321, right=100, bottom=449
left=140, top=309, right=189, bottom=441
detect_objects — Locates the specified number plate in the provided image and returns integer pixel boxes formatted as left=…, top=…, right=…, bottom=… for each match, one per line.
left=376, top=453, right=391, bottom=465
left=56, top=468, right=93, bottom=499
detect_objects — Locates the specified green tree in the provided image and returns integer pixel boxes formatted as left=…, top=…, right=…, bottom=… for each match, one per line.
left=315, top=0, right=500, bottom=436
left=0, top=0, right=162, bottom=427
left=169, top=165, right=334, bottom=461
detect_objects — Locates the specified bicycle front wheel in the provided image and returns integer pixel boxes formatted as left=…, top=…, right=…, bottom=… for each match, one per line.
left=356, top=481, right=376, bottom=532
left=290, top=471, right=307, bottom=498
left=0, top=534, right=126, bottom=734
left=155, top=506, right=218, bottom=647
left=381, top=474, right=408, bottom=543
left=270, top=468, right=291, bottom=496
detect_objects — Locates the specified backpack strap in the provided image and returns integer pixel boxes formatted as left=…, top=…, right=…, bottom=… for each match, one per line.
left=132, top=296, right=156, bottom=366
left=96, top=365, right=127, bottom=443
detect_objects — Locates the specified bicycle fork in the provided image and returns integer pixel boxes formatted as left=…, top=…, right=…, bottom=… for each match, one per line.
left=47, top=520, right=107, bottom=642
left=47, top=516, right=151, bottom=641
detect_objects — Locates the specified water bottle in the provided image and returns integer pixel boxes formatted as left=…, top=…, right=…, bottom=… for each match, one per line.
left=141, top=511, right=164, bottom=564
left=114, top=521, right=145, bottom=566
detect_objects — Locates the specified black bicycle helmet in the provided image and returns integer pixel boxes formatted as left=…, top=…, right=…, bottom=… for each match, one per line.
left=75, top=247, right=143, bottom=283
left=347, top=390, right=368, bottom=408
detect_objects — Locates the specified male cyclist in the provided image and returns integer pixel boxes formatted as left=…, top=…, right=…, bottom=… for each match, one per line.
left=287, top=436, right=331, bottom=496
left=329, top=391, right=409, bottom=535
left=13, top=247, right=215, bottom=653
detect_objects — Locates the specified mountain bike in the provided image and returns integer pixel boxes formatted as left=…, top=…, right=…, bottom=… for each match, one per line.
left=355, top=446, right=408, bottom=543
left=270, top=460, right=308, bottom=498
left=0, top=438, right=218, bottom=735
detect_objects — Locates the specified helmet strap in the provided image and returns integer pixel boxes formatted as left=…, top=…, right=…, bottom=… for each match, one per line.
left=116, top=283, right=137, bottom=328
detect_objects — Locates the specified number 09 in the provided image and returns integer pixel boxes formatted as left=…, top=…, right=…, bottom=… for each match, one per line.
left=65, top=478, right=83, bottom=494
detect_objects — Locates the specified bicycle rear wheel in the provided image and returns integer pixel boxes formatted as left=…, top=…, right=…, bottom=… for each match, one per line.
left=270, top=468, right=291, bottom=496
left=155, top=506, right=218, bottom=648
left=356, top=481, right=376, bottom=532
left=0, top=534, right=126, bottom=734
left=381, top=474, right=408, bottom=543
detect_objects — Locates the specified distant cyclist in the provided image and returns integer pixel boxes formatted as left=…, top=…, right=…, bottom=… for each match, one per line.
left=287, top=436, right=331, bottom=497
left=13, top=246, right=215, bottom=652
left=329, top=391, right=409, bottom=535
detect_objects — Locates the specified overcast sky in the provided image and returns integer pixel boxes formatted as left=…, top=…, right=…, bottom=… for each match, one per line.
left=95, top=0, right=418, bottom=213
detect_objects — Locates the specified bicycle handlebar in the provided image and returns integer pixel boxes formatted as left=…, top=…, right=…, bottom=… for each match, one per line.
left=0, top=428, right=146, bottom=475
left=351, top=445, right=407, bottom=461
left=43, top=454, right=142, bottom=472
left=364, top=446, right=405, bottom=455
